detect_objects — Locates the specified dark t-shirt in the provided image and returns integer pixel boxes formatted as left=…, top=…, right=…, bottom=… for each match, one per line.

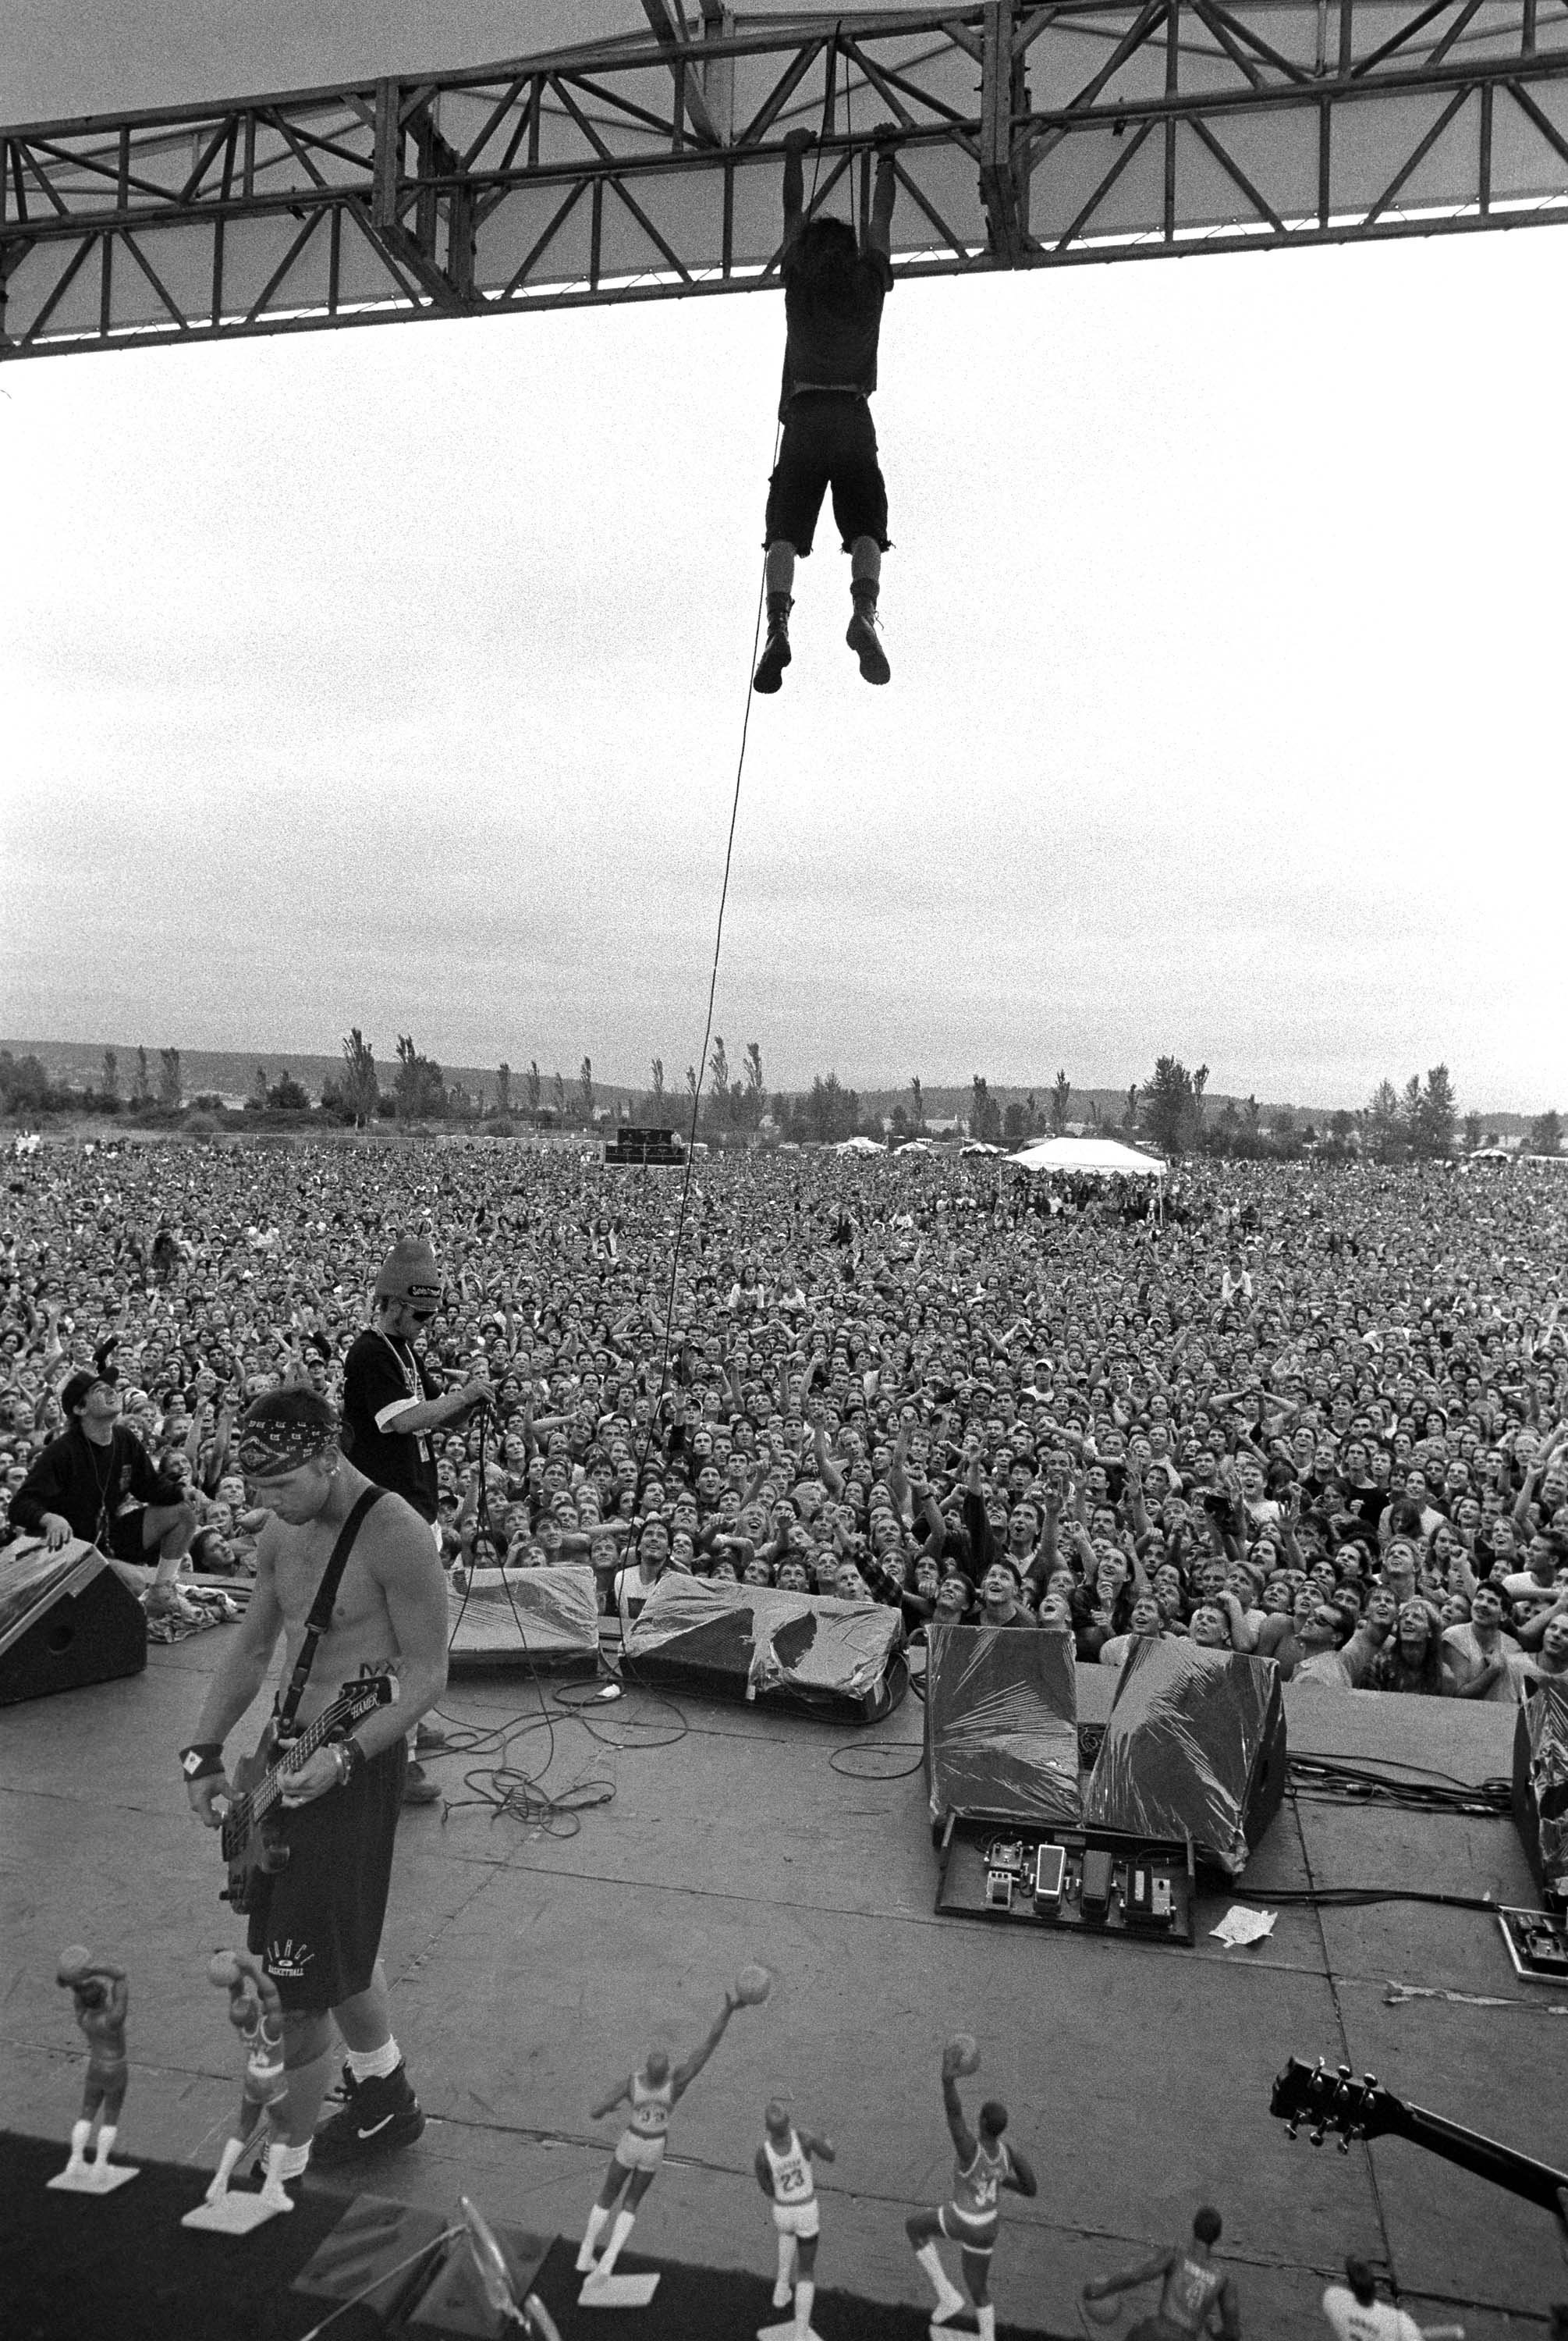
left=779, top=237, right=893, bottom=417
left=342, top=1329, right=439, bottom=1523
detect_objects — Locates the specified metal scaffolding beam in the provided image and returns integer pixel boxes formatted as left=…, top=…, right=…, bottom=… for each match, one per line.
left=2, top=2, right=1566, bottom=360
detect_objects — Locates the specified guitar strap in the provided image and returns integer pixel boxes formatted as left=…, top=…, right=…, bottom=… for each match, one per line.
left=273, top=1487, right=385, bottom=1737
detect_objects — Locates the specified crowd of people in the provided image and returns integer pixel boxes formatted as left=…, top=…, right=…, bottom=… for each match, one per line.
left=3, top=1137, right=1567, bottom=1703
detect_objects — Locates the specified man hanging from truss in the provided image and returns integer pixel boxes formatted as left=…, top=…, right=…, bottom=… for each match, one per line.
left=754, top=127, right=897, bottom=695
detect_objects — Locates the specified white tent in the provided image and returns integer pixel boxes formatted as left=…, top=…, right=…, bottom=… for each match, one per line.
left=835, top=1135, right=884, bottom=1155
left=1008, top=1135, right=1168, bottom=1178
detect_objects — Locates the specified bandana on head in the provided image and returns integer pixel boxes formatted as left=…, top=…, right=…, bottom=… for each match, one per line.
left=236, top=1416, right=335, bottom=1480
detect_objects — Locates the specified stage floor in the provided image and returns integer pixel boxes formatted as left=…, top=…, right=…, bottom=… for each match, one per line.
left=2, top=1628, right=1560, bottom=2339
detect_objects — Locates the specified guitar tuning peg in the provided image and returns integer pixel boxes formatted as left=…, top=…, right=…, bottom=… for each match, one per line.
left=1336, top=2062, right=1352, bottom=2079
left=1336, top=2135, right=1351, bottom=2155
left=1309, top=2126, right=1326, bottom=2148
left=1362, top=2073, right=1377, bottom=2089
left=1285, top=2123, right=1299, bottom=2140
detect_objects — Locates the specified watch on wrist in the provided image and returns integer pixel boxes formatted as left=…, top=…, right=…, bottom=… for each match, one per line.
left=335, top=1736, right=364, bottom=1790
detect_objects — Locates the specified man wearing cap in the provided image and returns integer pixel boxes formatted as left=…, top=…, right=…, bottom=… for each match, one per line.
left=342, top=1238, right=493, bottom=1804
left=342, top=1238, right=492, bottom=1526
left=8, top=1369, right=196, bottom=1612
left=181, top=1386, right=448, bottom=2190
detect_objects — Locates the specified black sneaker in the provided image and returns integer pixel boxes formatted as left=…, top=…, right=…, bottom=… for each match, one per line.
left=310, top=2062, right=426, bottom=2163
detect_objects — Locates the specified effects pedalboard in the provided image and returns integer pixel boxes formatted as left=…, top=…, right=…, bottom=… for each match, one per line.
left=1496, top=1906, right=1568, bottom=1984
left=933, top=1819, right=1197, bottom=1947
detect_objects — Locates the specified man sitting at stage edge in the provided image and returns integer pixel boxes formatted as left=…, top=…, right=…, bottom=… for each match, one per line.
left=9, top=1369, right=196, bottom=1614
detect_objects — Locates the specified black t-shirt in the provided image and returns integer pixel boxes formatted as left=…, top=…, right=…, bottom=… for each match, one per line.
left=779, top=238, right=893, bottom=415
left=342, top=1329, right=439, bottom=1523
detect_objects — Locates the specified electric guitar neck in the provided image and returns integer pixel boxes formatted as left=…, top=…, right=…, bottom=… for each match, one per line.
left=219, top=1676, right=396, bottom=1908
left=1270, top=2055, right=1568, bottom=2214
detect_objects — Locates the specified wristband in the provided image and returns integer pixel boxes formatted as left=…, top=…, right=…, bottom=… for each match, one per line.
left=333, top=1736, right=364, bottom=1791
left=180, top=1742, right=225, bottom=1782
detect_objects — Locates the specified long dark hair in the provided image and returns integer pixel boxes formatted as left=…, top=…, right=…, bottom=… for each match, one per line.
left=1371, top=1618, right=1446, bottom=1696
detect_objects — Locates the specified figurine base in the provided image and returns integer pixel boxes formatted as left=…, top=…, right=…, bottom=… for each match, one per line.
left=181, top=2190, right=289, bottom=2233
left=578, top=2270, right=661, bottom=2308
left=48, top=2161, right=137, bottom=2195
left=759, top=2321, right=825, bottom=2341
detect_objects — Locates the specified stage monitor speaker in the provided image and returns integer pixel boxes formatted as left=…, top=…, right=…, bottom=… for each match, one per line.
left=924, top=1622, right=1083, bottom=1835
left=623, top=1573, right=904, bottom=1720
left=1513, top=1680, right=1568, bottom=1909
left=1084, top=1636, right=1286, bottom=1876
left=447, top=1561, right=601, bottom=1675
left=0, top=1539, right=147, bottom=1707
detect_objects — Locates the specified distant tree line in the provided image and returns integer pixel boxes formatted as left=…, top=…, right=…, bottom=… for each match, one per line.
left=0, top=1037, right=1559, bottom=1162
left=1124, top=1057, right=1562, bottom=1163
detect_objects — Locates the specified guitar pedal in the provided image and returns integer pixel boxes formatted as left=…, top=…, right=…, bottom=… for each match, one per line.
left=1080, top=1849, right=1113, bottom=1921
left=1032, top=1843, right=1066, bottom=1912
left=1126, top=1863, right=1173, bottom=1929
left=985, top=1869, right=1014, bottom=1911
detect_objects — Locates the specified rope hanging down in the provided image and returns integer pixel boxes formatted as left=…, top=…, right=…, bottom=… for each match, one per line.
left=638, top=48, right=845, bottom=1493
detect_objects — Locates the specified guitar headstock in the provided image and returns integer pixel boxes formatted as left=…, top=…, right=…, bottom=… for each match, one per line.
left=340, top=1675, right=397, bottom=1723
left=1270, top=2056, right=1399, bottom=2152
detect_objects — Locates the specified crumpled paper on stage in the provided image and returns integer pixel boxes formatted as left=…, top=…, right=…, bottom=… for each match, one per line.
left=1210, top=1906, right=1277, bottom=1948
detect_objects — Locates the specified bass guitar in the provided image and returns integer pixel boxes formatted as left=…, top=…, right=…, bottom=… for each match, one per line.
left=219, top=1676, right=396, bottom=1913
left=1271, top=2055, right=1568, bottom=2214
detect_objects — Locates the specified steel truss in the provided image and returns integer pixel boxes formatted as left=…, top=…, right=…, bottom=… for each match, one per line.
left=2, top=1, right=1566, bottom=360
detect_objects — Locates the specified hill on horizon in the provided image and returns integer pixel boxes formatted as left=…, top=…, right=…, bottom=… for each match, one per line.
left=0, top=1041, right=1533, bottom=1134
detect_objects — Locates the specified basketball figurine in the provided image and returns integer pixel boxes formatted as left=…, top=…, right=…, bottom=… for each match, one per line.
left=204, top=1949, right=289, bottom=2204
left=576, top=1969, right=772, bottom=2294
left=905, top=2035, right=1037, bottom=2339
left=54, top=1946, right=135, bottom=2192
left=756, top=2097, right=835, bottom=2341
left=1081, top=2207, right=1241, bottom=2340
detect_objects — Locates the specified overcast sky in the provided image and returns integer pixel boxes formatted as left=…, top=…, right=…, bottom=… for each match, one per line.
left=2, top=5, right=1564, bottom=1114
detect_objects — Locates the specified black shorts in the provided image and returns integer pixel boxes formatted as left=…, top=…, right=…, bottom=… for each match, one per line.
left=764, top=393, right=889, bottom=558
left=106, top=1509, right=150, bottom=1565
left=248, top=1739, right=406, bottom=2011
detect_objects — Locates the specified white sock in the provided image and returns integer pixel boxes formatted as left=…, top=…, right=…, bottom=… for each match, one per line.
left=94, top=2124, right=117, bottom=2166
left=977, top=2305, right=996, bottom=2341
left=793, top=2275, right=815, bottom=2339
left=68, top=2119, right=91, bottom=2165
left=261, top=2138, right=309, bottom=2208
left=208, top=2136, right=244, bottom=2198
left=916, top=2241, right=964, bottom=2314
left=345, top=2036, right=400, bottom=2083
left=594, top=2208, right=636, bottom=2279
left=576, top=2203, right=610, bottom=2270
left=773, top=2233, right=796, bottom=2304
